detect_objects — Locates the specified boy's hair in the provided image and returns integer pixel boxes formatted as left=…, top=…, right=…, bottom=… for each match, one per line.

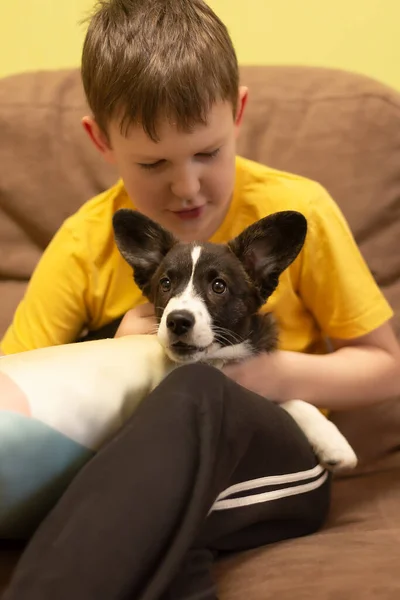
left=81, top=0, right=239, bottom=141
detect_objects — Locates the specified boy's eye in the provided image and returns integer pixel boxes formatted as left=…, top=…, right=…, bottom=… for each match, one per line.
left=196, top=148, right=220, bottom=160
left=138, top=160, right=165, bottom=170
left=138, top=148, right=220, bottom=170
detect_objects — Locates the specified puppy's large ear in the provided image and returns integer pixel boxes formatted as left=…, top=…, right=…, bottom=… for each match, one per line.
left=228, top=211, right=307, bottom=302
left=113, top=209, right=176, bottom=295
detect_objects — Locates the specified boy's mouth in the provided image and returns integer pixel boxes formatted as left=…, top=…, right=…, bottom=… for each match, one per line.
left=172, top=206, right=205, bottom=221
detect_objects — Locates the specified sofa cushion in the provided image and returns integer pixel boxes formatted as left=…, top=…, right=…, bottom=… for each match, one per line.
left=214, top=468, right=400, bottom=599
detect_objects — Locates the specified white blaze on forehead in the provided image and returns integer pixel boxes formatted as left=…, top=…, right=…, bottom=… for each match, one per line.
left=184, top=245, right=202, bottom=298
left=158, top=245, right=215, bottom=350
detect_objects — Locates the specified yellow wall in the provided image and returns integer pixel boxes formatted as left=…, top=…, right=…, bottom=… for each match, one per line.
left=209, top=0, right=400, bottom=90
left=1, top=0, right=399, bottom=89
left=0, top=0, right=94, bottom=77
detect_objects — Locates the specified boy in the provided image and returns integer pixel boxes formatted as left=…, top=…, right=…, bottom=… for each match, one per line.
left=3, top=1, right=400, bottom=599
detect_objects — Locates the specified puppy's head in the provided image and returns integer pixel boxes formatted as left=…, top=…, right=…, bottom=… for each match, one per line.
left=113, top=209, right=307, bottom=363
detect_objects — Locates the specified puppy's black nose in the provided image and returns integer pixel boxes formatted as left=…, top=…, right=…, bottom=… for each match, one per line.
left=166, top=310, right=195, bottom=336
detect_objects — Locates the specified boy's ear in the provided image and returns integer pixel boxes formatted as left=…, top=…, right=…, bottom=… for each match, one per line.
left=113, top=209, right=177, bottom=295
left=228, top=211, right=307, bottom=302
left=82, top=116, right=116, bottom=165
left=235, top=86, right=248, bottom=129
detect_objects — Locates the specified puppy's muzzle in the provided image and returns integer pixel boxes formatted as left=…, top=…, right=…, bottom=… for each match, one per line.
left=166, top=310, right=195, bottom=337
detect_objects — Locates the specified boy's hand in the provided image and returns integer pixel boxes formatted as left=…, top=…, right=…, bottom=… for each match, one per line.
left=222, top=352, right=284, bottom=403
left=115, top=303, right=158, bottom=338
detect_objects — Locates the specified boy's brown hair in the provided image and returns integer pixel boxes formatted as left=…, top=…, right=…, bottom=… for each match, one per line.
left=81, top=0, right=239, bottom=141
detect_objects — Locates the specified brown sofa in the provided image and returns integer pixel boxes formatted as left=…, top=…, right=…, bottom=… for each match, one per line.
left=1, top=66, right=400, bottom=598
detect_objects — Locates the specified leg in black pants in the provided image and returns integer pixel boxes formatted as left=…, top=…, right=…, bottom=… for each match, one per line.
left=3, top=365, right=331, bottom=600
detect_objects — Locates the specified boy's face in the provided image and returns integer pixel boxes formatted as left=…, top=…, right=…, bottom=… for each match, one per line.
left=83, top=89, right=247, bottom=242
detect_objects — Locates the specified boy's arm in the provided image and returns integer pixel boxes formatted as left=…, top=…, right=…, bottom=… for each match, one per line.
left=0, top=222, right=90, bottom=355
left=223, top=321, right=400, bottom=410
left=224, top=186, right=400, bottom=410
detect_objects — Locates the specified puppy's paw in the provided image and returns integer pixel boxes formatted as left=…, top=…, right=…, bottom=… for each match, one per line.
left=281, top=399, right=357, bottom=473
left=313, top=422, right=358, bottom=472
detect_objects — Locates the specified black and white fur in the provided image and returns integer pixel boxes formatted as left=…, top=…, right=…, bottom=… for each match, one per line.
left=113, top=209, right=357, bottom=471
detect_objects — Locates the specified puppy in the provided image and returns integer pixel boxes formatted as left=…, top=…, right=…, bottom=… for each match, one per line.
left=113, top=209, right=357, bottom=471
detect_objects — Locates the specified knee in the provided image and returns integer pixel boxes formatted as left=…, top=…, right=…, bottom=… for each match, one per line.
left=165, top=363, right=225, bottom=387
left=155, top=363, right=228, bottom=415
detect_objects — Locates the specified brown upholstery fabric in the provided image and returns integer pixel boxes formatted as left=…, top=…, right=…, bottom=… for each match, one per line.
left=0, top=70, right=117, bottom=336
left=237, top=66, right=400, bottom=338
left=215, top=469, right=400, bottom=599
left=0, top=66, right=399, bottom=596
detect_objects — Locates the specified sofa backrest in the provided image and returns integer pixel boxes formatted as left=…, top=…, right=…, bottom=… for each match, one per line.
left=1, top=66, right=400, bottom=472
left=1, top=65, right=399, bottom=333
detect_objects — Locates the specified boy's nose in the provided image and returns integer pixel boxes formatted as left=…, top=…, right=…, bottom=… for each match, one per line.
left=171, top=168, right=200, bottom=200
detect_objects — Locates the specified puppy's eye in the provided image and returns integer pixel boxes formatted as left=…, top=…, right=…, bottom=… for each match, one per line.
left=160, top=277, right=171, bottom=292
left=212, top=279, right=227, bottom=294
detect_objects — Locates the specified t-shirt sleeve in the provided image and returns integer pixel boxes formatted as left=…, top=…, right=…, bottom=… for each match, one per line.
left=0, top=221, right=90, bottom=355
left=298, top=187, right=393, bottom=340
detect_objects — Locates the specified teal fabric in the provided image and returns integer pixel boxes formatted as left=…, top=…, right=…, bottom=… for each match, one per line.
left=0, top=411, right=94, bottom=539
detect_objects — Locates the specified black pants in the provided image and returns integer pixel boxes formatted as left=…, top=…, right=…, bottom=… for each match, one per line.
left=3, top=364, right=330, bottom=600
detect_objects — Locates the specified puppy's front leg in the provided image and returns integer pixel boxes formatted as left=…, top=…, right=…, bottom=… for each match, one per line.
left=281, top=399, right=357, bottom=472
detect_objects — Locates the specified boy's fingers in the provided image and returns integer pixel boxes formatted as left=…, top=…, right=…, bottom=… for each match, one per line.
left=136, top=303, right=156, bottom=317
left=115, top=305, right=157, bottom=338
left=141, top=317, right=158, bottom=334
left=115, top=315, right=156, bottom=337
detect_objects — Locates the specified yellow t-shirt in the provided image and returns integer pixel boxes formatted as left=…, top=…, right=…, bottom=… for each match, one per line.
left=0, top=157, right=393, bottom=355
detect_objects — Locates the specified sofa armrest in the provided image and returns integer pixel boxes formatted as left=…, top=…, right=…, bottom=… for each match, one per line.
left=0, top=281, right=27, bottom=341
